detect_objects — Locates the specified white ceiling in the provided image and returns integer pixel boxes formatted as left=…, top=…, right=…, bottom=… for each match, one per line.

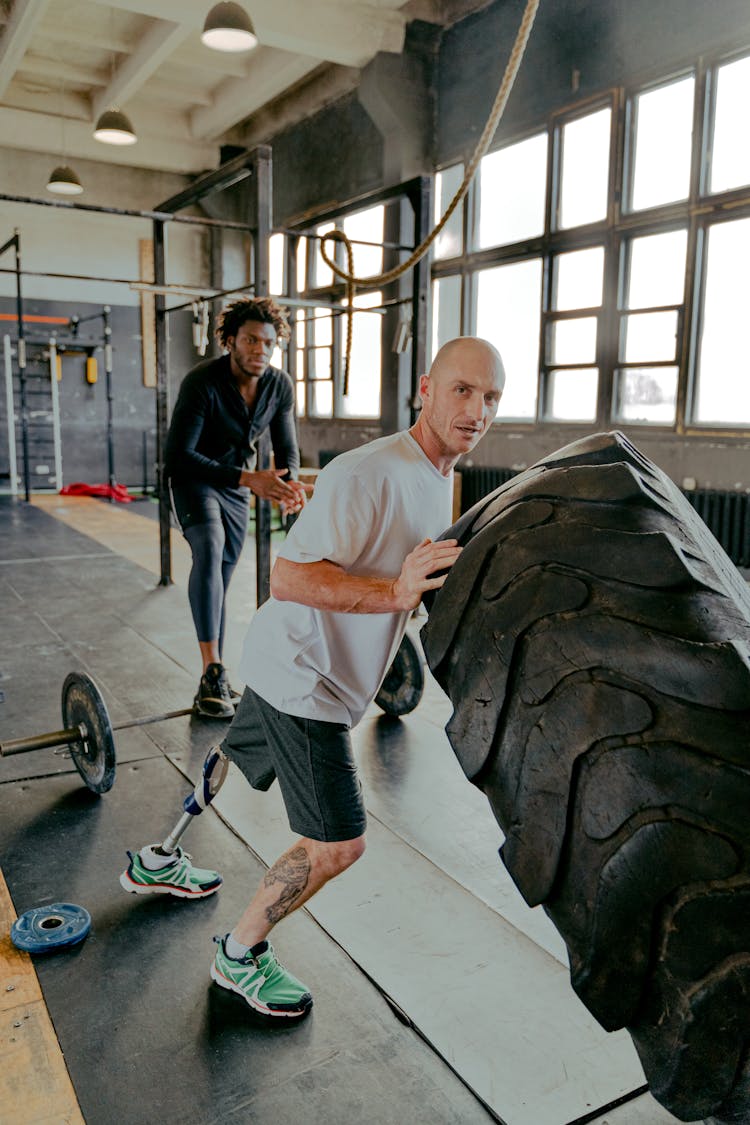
left=0, top=0, right=456, bottom=176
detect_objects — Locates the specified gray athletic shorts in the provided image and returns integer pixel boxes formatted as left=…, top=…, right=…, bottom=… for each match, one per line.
left=220, top=685, right=367, bottom=843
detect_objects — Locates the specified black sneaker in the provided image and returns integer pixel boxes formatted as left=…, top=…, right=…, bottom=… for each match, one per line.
left=194, top=663, right=235, bottom=718
left=228, top=684, right=242, bottom=704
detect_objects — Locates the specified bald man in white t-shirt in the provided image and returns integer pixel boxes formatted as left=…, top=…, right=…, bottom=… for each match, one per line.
left=123, top=336, right=506, bottom=1021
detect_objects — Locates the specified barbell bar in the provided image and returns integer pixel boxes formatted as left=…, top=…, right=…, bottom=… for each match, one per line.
left=0, top=671, right=193, bottom=795
left=0, top=637, right=426, bottom=797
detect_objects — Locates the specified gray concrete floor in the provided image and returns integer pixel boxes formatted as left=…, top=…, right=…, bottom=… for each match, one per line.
left=0, top=495, right=694, bottom=1124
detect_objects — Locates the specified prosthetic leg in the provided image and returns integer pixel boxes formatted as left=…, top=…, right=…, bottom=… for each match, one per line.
left=160, top=746, right=230, bottom=854
left=119, top=746, right=230, bottom=898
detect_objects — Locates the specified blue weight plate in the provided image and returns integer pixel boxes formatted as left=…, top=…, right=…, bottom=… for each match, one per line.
left=10, top=902, right=92, bottom=954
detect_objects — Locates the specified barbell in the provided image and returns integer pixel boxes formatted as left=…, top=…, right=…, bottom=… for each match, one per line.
left=0, top=635, right=426, bottom=796
left=0, top=671, right=192, bottom=795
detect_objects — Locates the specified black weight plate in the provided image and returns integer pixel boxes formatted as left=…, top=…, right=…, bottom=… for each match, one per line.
left=374, top=633, right=425, bottom=717
left=61, top=671, right=116, bottom=794
left=11, top=902, right=92, bottom=954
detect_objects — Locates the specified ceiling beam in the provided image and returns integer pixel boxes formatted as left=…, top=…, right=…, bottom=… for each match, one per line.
left=0, top=0, right=50, bottom=101
left=2, top=87, right=90, bottom=121
left=136, top=79, right=213, bottom=108
left=92, top=20, right=193, bottom=120
left=34, top=25, right=133, bottom=56
left=143, top=47, right=250, bottom=81
left=98, top=0, right=406, bottom=66
left=190, top=48, right=322, bottom=139
left=0, top=104, right=219, bottom=173
left=17, top=54, right=108, bottom=89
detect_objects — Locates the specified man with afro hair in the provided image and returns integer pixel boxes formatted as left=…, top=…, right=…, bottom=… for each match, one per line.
left=166, top=296, right=307, bottom=717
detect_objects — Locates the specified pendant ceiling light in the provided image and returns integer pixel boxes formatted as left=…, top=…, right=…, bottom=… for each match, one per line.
left=47, top=165, right=83, bottom=195
left=93, top=108, right=137, bottom=145
left=201, top=2, right=257, bottom=51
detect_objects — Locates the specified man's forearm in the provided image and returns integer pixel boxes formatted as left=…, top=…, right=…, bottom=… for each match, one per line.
left=270, top=558, right=405, bottom=614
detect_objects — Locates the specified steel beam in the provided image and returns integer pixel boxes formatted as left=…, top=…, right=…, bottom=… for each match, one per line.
left=153, top=219, right=172, bottom=586
left=252, top=147, right=273, bottom=607
left=408, top=177, right=432, bottom=425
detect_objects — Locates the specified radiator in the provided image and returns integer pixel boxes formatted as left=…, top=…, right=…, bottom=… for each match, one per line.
left=683, top=489, right=750, bottom=569
left=458, top=467, right=750, bottom=570
left=458, top=467, right=518, bottom=512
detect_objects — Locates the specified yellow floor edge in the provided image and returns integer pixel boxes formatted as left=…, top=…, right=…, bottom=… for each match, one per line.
left=0, top=868, right=85, bottom=1125
left=30, top=493, right=193, bottom=587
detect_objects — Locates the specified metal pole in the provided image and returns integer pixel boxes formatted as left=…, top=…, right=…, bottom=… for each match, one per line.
left=153, top=220, right=172, bottom=586
left=409, top=178, right=432, bottom=426
left=142, top=430, right=149, bottom=494
left=381, top=200, right=409, bottom=435
left=0, top=233, right=20, bottom=256
left=11, top=232, right=31, bottom=501
left=0, top=706, right=194, bottom=757
left=155, top=148, right=259, bottom=213
left=103, top=305, right=115, bottom=497
left=252, top=146, right=273, bottom=607
left=48, top=339, right=63, bottom=492
left=209, top=225, right=223, bottom=359
left=0, top=191, right=255, bottom=233
left=3, top=335, right=18, bottom=496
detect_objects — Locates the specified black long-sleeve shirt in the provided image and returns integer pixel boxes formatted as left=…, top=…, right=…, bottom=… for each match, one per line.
left=165, top=354, right=299, bottom=488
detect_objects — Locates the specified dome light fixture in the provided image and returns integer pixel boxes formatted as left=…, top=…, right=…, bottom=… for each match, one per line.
left=201, top=2, right=257, bottom=52
left=93, top=108, right=137, bottom=145
left=47, top=165, right=84, bottom=195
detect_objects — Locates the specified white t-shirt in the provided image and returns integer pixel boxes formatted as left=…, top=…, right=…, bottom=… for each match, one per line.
left=239, top=430, right=453, bottom=726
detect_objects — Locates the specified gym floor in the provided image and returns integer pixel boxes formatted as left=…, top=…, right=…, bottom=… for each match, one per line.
left=0, top=495, right=687, bottom=1125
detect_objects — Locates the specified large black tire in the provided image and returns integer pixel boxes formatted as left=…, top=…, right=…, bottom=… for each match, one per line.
left=421, top=431, right=750, bottom=1124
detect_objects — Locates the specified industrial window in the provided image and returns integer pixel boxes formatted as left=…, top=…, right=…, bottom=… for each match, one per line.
left=433, top=164, right=464, bottom=260
left=544, top=245, right=605, bottom=422
left=709, top=55, right=750, bottom=194
left=291, top=204, right=385, bottom=421
left=627, top=75, right=695, bottom=212
left=431, top=43, right=750, bottom=434
left=268, top=232, right=287, bottom=370
left=269, top=232, right=285, bottom=295
left=557, top=108, right=611, bottom=229
left=312, top=222, right=336, bottom=288
left=693, top=218, right=750, bottom=426
left=475, top=258, right=542, bottom=421
left=307, top=307, right=334, bottom=418
left=294, top=310, right=306, bottom=417
left=339, top=291, right=383, bottom=418
left=342, top=208, right=384, bottom=279
left=431, top=274, right=462, bottom=360
left=477, top=132, right=548, bottom=249
left=614, top=229, right=686, bottom=425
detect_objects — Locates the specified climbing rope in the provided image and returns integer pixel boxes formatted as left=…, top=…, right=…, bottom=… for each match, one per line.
left=324, top=229, right=356, bottom=393
left=318, top=0, right=542, bottom=389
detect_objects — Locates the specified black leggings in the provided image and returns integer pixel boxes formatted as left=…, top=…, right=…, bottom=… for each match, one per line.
left=170, top=482, right=250, bottom=656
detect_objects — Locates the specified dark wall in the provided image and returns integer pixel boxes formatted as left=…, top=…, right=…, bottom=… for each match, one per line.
left=261, top=1, right=750, bottom=225
left=437, top=0, right=750, bottom=162
left=271, top=93, right=384, bottom=225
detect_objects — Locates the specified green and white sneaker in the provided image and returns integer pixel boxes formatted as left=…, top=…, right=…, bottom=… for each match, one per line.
left=119, top=846, right=222, bottom=899
left=210, top=935, right=313, bottom=1019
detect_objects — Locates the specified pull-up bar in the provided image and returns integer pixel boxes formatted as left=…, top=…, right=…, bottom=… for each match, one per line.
left=0, top=192, right=255, bottom=234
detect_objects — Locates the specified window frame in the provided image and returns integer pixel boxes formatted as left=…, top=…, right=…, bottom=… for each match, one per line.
left=285, top=188, right=421, bottom=424
left=430, top=44, right=750, bottom=436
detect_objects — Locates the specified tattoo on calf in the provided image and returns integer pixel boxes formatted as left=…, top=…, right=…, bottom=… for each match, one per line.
left=264, top=845, right=311, bottom=925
